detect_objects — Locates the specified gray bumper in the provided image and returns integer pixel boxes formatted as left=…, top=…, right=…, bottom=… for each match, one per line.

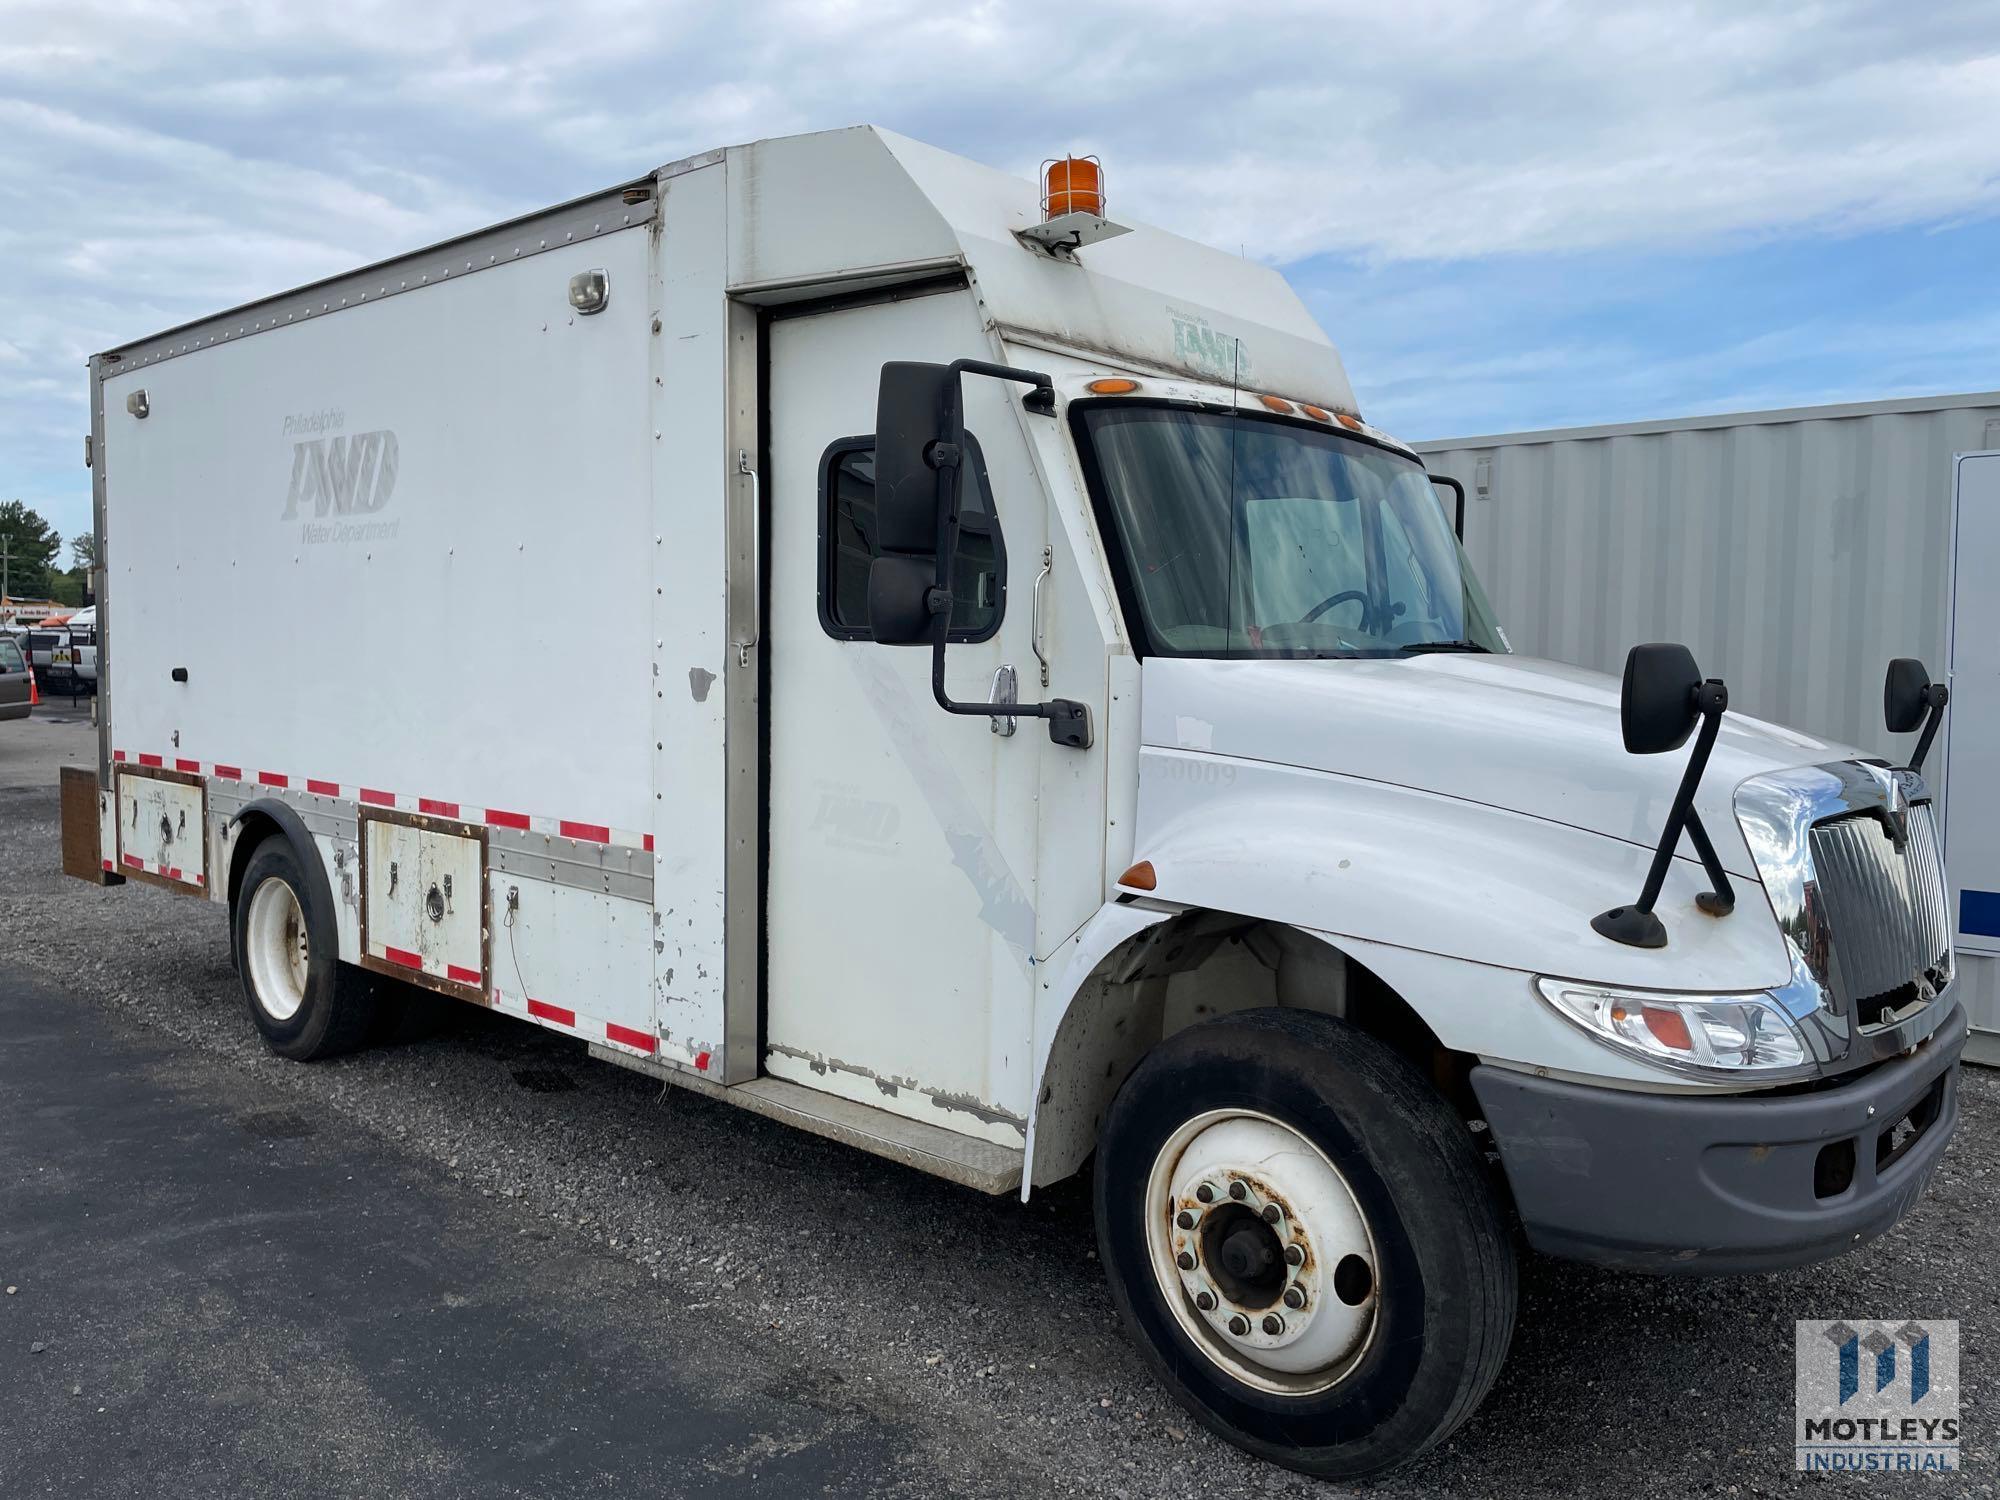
left=1470, top=1005, right=1966, bottom=1274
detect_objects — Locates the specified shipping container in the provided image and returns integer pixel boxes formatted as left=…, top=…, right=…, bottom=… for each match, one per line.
left=1418, top=395, right=2000, bottom=1059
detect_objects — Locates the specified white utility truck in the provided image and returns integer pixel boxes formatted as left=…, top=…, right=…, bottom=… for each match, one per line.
left=66, top=127, right=1965, bottom=1479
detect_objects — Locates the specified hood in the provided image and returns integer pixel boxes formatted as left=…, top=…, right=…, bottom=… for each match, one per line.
left=1140, top=654, right=1861, bottom=881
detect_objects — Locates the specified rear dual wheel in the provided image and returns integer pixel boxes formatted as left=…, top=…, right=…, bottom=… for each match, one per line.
left=233, top=837, right=378, bottom=1060
left=1095, top=1007, right=1516, bottom=1481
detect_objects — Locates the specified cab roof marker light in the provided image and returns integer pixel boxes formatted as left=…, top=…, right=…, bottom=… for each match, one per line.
left=1336, top=413, right=1365, bottom=431
left=1258, top=394, right=1294, bottom=414
left=1088, top=378, right=1141, bottom=395
left=1299, top=403, right=1332, bottom=422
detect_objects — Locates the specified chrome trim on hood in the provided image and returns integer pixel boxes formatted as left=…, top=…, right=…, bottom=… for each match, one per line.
left=1734, top=760, right=1956, bottom=1073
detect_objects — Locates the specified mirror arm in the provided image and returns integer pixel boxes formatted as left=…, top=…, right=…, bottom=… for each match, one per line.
left=1431, top=473, right=1466, bottom=541
left=1593, top=681, right=1735, bottom=948
left=1909, top=684, right=1949, bottom=774
left=927, top=626, right=1091, bottom=747
left=947, top=358, right=1056, bottom=416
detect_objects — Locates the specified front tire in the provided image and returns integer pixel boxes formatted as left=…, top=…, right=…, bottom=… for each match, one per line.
left=233, top=837, right=378, bottom=1060
left=1094, top=1007, right=1516, bottom=1481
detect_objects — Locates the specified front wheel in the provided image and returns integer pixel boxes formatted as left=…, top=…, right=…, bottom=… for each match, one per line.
left=1094, top=1007, right=1516, bottom=1481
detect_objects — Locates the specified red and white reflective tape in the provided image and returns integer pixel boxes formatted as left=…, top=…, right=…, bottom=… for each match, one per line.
left=116, top=852, right=204, bottom=887
left=492, top=987, right=675, bottom=1061
left=109, top=752, right=651, bottom=854
left=377, top=945, right=484, bottom=990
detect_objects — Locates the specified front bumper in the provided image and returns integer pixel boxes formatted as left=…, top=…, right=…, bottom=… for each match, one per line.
left=1470, top=1004, right=1966, bottom=1274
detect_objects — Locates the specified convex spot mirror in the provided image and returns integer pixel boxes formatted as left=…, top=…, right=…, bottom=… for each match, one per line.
left=866, top=361, right=957, bottom=646
left=1620, top=642, right=1702, bottom=755
left=1884, top=657, right=1934, bottom=735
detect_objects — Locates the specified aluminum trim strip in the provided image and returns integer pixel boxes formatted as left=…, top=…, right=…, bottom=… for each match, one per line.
left=95, top=185, right=658, bottom=376
left=489, top=825, right=653, bottom=903
left=208, top=780, right=357, bottom=842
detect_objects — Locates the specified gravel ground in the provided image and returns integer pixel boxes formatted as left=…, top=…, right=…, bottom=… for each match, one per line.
left=3, top=706, right=1996, bottom=1496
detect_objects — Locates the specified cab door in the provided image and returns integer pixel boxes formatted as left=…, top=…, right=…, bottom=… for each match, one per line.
left=763, top=290, right=1044, bottom=1146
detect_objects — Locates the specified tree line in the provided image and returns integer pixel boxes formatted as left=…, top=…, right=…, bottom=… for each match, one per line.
left=1, top=500, right=94, bottom=607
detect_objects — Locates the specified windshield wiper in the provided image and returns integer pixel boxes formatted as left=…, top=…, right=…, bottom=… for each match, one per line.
left=1399, top=640, right=1491, bottom=654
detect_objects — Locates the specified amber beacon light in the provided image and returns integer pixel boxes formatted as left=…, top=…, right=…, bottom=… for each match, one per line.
left=1043, top=155, right=1104, bottom=218
left=1020, top=154, right=1131, bottom=253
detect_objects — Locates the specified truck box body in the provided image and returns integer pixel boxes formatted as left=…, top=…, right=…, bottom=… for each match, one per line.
left=86, top=126, right=1362, bottom=1171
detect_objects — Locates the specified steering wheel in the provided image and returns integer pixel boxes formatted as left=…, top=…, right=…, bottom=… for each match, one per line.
left=1301, top=589, right=1368, bottom=624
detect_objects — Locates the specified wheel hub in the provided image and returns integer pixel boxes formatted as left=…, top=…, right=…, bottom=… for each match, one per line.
left=245, top=876, right=310, bottom=1023
left=1206, top=1211, right=1284, bottom=1304
left=1145, top=1110, right=1380, bottom=1396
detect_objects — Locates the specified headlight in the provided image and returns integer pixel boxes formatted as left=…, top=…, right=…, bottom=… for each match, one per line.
left=1534, top=978, right=1811, bottom=1077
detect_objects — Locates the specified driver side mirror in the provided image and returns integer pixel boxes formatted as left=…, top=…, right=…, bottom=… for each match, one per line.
left=866, top=362, right=958, bottom=645
left=860, top=356, right=1090, bottom=749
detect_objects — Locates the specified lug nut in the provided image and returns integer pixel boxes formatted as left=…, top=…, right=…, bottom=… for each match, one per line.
left=1227, top=1314, right=1251, bottom=1336
left=1283, top=1286, right=1306, bottom=1310
left=1228, top=1181, right=1247, bottom=1201
left=1176, top=1210, right=1197, bottom=1230
left=1284, top=1245, right=1304, bottom=1267
left=1195, top=1184, right=1215, bottom=1204
left=1260, top=1204, right=1280, bottom=1224
left=1195, top=1290, right=1216, bottom=1311
left=1262, top=1314, right=1285, bottom=1335
left=1176, top=1251, right=1196, bottom=1271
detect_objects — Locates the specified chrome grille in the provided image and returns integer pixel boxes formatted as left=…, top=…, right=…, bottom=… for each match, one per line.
left=1808, top=803, right=1951, bottom=1015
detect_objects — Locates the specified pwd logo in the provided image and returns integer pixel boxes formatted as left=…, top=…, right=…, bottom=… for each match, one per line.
left=282, top=430, right=399, bottom=519
left=1795, top=1319, right=1959, bottom=1472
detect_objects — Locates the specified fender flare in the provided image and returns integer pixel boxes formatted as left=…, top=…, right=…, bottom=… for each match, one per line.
left=1023, top=899, right=1169, bottom=1198
left=224, top=797, right=337, bottom=971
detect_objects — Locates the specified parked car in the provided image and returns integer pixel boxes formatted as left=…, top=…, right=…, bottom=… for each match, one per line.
left=66, top=605, right=99, bottom=687
left=23, top=617, right=92, bottom=696
left=0, top=633, right=37, bottom=720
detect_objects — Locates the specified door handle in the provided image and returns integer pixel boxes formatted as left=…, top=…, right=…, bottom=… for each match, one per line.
left=734, top=449, right=760, bottom=665
left=1031, top=545, right=1052, bottom=688
left=988, top=664, right=1018, bottom=737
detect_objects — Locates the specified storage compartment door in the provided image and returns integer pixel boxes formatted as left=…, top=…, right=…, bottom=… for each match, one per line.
left=360, top=808, right=488, bottom=997
left=114, top=767, right=207, bottom=889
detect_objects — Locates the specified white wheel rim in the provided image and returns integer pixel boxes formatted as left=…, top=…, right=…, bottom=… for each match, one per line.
left=245, top=876, right=310, bottom=1022
left=1144, top=1109, right=1380, bottom=1396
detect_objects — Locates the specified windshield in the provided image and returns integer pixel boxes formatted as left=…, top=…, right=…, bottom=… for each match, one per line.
left=1075, top=404, right=1508, bottom=658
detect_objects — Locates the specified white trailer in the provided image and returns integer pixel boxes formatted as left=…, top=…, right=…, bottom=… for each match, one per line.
left=69, top=127, right=1967, bottom=1479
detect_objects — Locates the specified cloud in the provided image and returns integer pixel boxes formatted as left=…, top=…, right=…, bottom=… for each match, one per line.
left=2, top=0, right=1998, bottom=541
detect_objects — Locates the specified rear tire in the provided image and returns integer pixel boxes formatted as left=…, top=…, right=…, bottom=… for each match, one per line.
left=233, top=837, right=378, bottom=1060
left=1094, top=1007, right=1516, bottom=1481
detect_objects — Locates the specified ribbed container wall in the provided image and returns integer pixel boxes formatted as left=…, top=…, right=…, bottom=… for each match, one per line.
left=1416, top=392, right=2000, bottom=1055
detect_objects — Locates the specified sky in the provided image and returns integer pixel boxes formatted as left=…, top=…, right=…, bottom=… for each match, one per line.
left=3, top=0, right=1998, bottom=552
